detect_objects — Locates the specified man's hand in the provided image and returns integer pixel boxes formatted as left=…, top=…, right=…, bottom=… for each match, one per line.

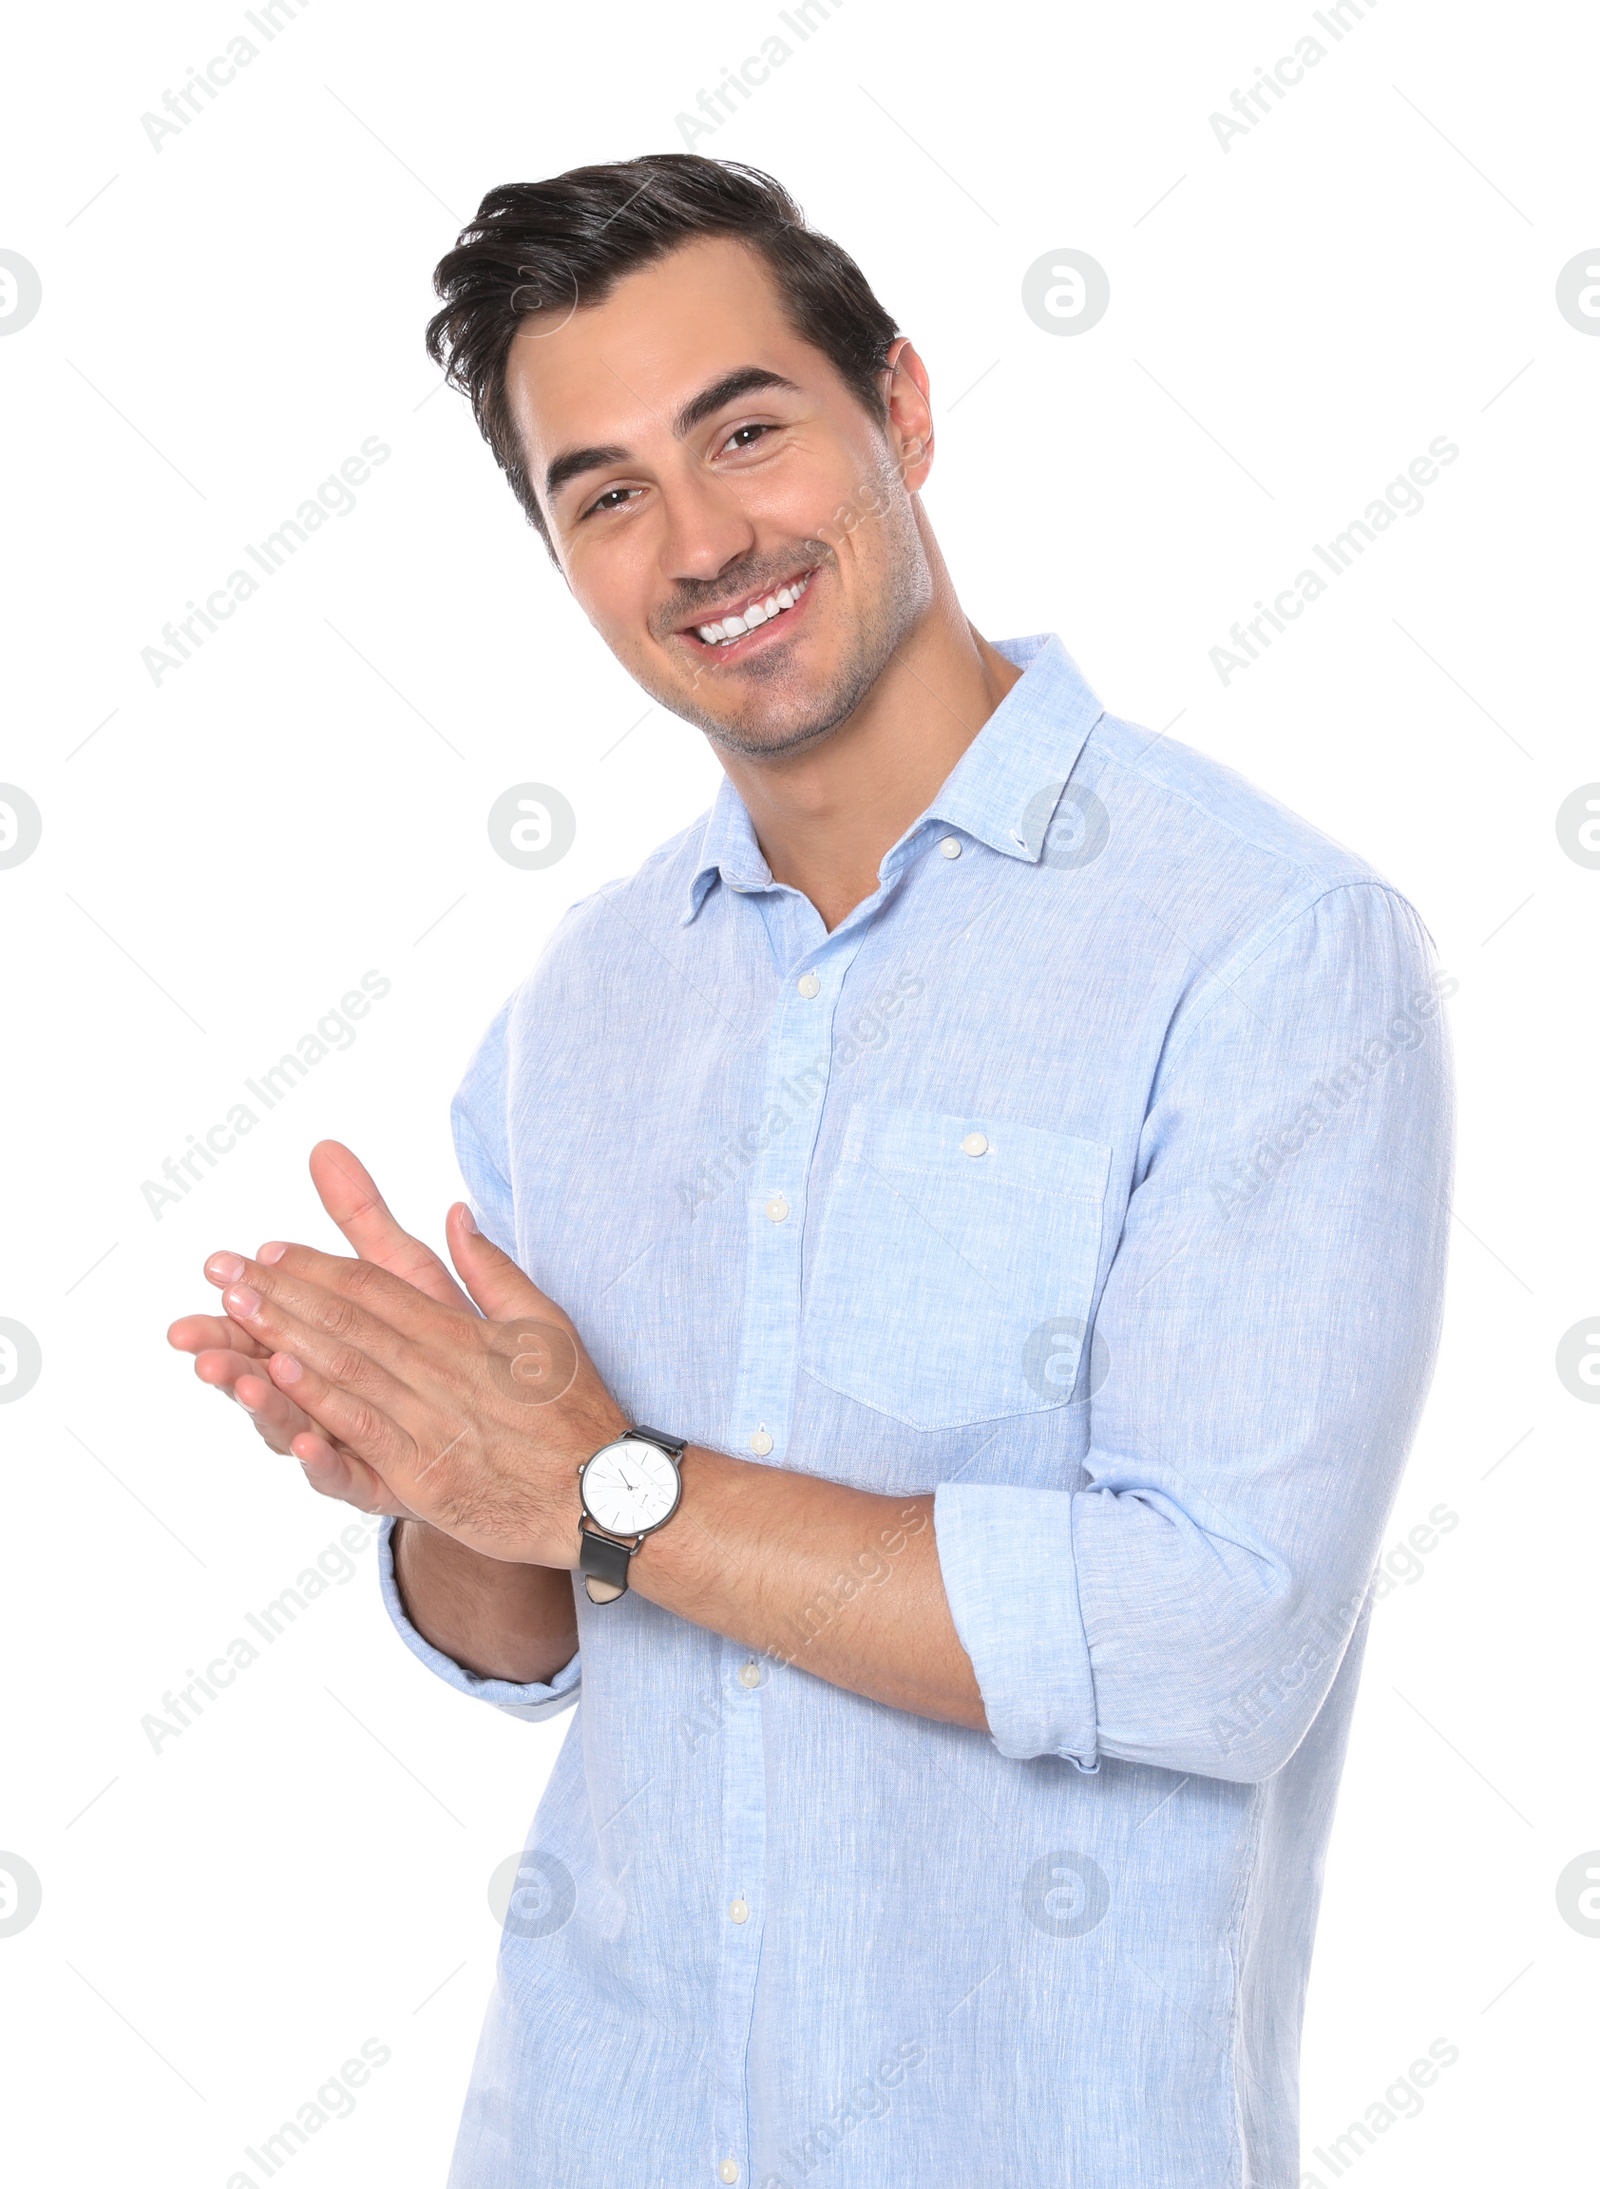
left=196, top=1205, right=626, bottom=1568
left=170, top=1141, right=592, bottom=1684
left=168, top=1141, right=484, bottom=1516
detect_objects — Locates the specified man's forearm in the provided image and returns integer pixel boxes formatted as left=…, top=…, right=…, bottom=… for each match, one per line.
left=392, top=1518, right=579, bottom=1685
left=628, top=1449, right=987, bottom=1731
left=397, top=1454, right=984, bottom=1730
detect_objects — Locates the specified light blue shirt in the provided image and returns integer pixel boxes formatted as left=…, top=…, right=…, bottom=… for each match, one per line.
left=379, top=634, right=1453, bottom=2188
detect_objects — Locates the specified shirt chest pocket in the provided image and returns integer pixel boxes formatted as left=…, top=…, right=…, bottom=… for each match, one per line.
left=799, top=1106, right=1112, bottom=1431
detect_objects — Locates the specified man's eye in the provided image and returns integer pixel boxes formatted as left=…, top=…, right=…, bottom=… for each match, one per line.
left=722, top=423, right=773, bottom=454
left=581, top=486, right=636, bottom=520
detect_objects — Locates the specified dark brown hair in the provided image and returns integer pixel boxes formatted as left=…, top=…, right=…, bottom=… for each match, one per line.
left=425, top=153, right=900, bottom=557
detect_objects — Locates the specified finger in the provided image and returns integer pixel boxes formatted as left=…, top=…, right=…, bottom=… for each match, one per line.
left=308, top=1140, right=474, bottom=1311
left=208, top=1243, right=452, bottom=1357
left=231, top=1364, right=357, bottom=1452
left=249, top=1388, right=369, bottom=1476
left=168, top=1311, right=272, bottom=1361
left=293, top=1433, right=409, bottom=1515
left=193, top=1345, right=282, bottom=1401
left=208, top=1261, right=427, bottom=1433
left=225, top=1359, right=314, bottom=1439
left=192, top=1345, right=336, bottom=1459
left=446, top=1203, right=565, bottom=1323
left=263, top=1347, right=416, bottom=1479
left=185, top=1325, right=371, bottom=1480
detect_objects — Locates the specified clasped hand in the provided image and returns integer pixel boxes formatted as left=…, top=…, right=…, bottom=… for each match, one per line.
left=166, top=1142, right=626, bottom=1567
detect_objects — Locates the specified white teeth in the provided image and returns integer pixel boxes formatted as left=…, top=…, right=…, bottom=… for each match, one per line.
left=695, top=574, right=810, bottom=645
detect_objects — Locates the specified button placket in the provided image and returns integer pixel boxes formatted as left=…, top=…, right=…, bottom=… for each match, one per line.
left=714, top=935, right=865, bottom=2177
left=724, top=936, right=865, bottom=1466
left=712, top=1631, right=767, bottom=2179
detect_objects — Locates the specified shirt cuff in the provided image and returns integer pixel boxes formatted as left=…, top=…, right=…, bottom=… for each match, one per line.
left=377, top=1517, right=582, bottom=1723
left=933, top=1484, right=1099, bottom=1770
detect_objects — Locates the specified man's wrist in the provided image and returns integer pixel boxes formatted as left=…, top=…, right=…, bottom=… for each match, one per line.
left=627, top=1442, right=719, bottom=1593
left=391, top=1512, right=582, bottom=1683
left=394, top=1513, right=531, bottom=1588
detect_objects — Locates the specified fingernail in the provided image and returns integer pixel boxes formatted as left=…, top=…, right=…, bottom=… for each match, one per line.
left=224, top=1284, right=262, bottom=1320
left=258, top=1241, right=288, bottom=1265
left=458, top=1203, right=478, bottom=1235
left=206, top=1252, right=246, bottom=1283
left=271, top=1352, right=303, bottom=1385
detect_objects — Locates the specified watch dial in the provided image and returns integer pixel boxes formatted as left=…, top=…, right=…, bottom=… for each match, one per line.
left=583, top=1438, right=679, bottom=1536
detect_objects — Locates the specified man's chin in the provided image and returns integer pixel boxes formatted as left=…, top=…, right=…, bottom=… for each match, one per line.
left=643, top=664, right=840, bottom=760
left=663, top=647, right=887, bottom=763
left=700, top=703, right=855, bottom=764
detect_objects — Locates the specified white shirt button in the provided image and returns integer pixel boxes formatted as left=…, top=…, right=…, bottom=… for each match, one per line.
left=720, top=2163, right=740, bottom=2183
left=749, top=1426, right=773, bottom=1456
left=796, top=971, right=821, bottom=997
left=738, top=1661, right=762, bottom=1688
left=765, top=1193, right=789, bottom=1222
left=961, top=1131, right=990, bottom=1157
left=939, top=835, right=962, bottom=859
left=729, top=1898, right=749, bottom=1923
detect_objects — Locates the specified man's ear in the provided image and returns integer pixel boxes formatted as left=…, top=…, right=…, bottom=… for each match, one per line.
left=882, top=337, right=935, bottom=495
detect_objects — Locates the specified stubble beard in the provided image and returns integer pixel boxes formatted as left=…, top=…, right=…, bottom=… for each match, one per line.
left=639, top=495, right=934, bottom=764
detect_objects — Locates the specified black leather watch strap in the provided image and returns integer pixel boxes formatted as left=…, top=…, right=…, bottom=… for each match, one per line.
left=578, top=1521, right=634, bottom=1606
left=630, top=1425, right=687, bottom=1459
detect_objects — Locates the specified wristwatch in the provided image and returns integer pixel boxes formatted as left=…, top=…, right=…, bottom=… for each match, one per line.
left=576, top=1426, right=686, bottom=1604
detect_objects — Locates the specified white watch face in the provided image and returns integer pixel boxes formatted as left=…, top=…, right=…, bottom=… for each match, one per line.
left=582, top=1437, right=679, bottom=1537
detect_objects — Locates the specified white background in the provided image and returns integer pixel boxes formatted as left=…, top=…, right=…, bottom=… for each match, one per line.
left=1, top=1, right=1595, bottom=2182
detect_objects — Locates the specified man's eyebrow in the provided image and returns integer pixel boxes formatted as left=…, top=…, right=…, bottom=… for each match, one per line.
left=542, top=368, right=802, bottom=505
left=544, top=441, right=630, bottom=504
left=671, top=366, right=801, bottom=438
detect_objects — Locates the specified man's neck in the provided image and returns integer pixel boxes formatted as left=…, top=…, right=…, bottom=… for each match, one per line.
left=714, top=578, right=1024, bottom=933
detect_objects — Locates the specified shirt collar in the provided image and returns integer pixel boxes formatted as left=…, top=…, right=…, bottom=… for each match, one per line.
left=682, top=633, right=1105, bottom=923
left=916, top=633, right=1106, bottom=868
left=683, top=769, right=772, bottom=923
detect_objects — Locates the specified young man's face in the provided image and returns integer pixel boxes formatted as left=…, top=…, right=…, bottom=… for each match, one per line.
left=503, top=235, right=935, bottom=761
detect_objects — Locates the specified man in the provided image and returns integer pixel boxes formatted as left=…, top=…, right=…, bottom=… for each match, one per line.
left=169, top=154, right=1453, bottom=2187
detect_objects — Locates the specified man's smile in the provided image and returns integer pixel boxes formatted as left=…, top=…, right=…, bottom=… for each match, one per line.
left=674, top=566, right=817, bottom=657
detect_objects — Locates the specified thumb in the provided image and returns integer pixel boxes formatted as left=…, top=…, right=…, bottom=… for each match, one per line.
left=446, top=1204, right=567, bottom=1327
left=311, top=1139, right=472, bottom=1311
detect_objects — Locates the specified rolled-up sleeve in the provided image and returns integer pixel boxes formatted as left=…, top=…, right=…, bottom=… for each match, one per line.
left=377, top=1517, right=581, bottom=1722
left=935, top=881, right=1454, bottom=1783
